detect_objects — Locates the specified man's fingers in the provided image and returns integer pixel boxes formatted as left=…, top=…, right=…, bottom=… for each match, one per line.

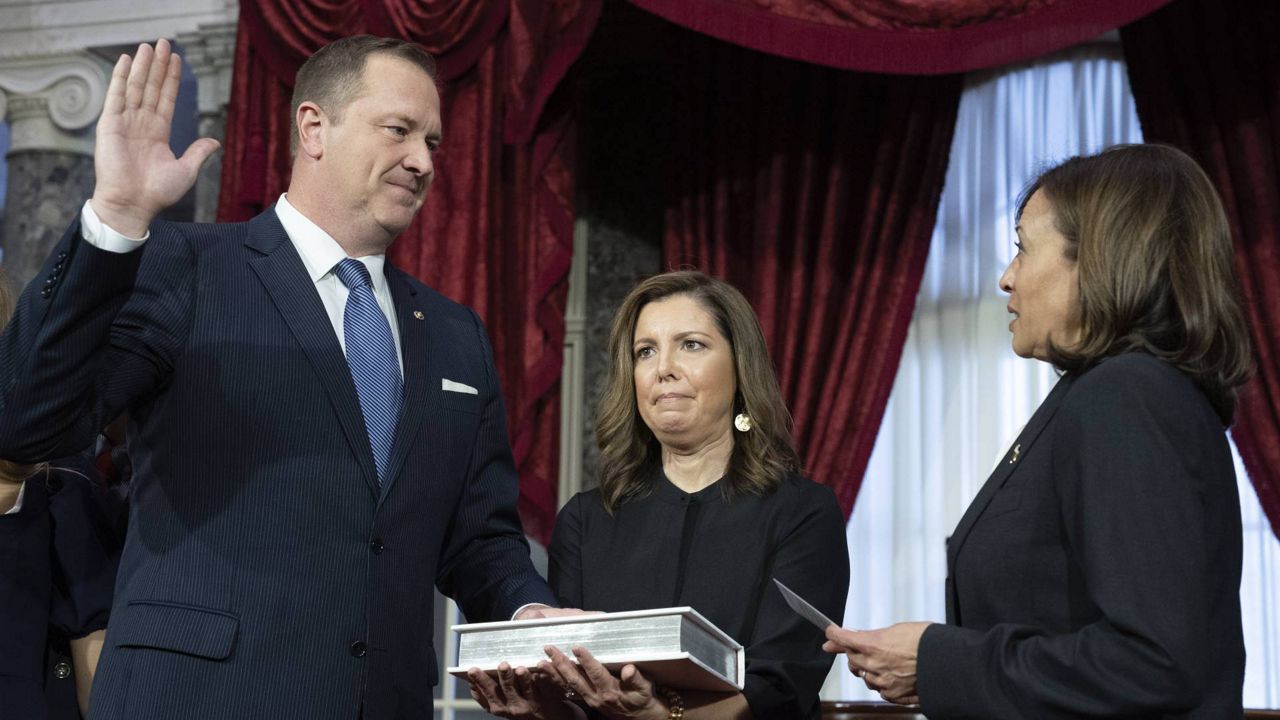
left=178, top=138, right=221, bottom=175
left=125, top=43, right=153, bottom=110
left=156, top=51, right=183, bottom=124
left=103, top=54, right=130, bottom=116
left=141, top=39, right=170, bottom=111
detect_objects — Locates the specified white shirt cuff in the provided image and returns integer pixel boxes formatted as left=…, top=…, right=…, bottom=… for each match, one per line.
left=3, top=481, right=25, bottom=515
left=81, top=200, right=149, bottom=252
left=511, top=603, right=551, bottom=621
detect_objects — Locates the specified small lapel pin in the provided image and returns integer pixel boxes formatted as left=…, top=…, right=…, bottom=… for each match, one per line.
left=413, top=310, right=425, bottom=320
left=1009, top=443, right=1021, bottom=464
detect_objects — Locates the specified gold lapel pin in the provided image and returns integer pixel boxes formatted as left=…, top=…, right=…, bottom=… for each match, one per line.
left=1009, top=443, right=1021, bottom=464
left=413, top=310, right=425, bottom=320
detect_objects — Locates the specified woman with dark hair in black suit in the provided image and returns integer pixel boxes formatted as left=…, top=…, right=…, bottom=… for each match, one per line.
left=0, top=269, right=126, bottom=720
left=824, top=144, right=1252, bottom=719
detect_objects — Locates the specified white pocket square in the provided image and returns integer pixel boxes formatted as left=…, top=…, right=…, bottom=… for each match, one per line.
left=442, top=378, right=478, bottom=395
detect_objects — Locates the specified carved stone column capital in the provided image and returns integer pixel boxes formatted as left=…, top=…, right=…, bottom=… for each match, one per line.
left=178, top=22, right=237, bottom=117
left=0, top=52, right=113, bottom=155
left=177, top=22, right=237, bottom=222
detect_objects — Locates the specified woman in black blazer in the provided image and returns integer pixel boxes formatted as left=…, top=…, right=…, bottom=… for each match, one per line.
left=824, top=144, right=1253, bottom=719
left=0, top=270, right=127, bottom=720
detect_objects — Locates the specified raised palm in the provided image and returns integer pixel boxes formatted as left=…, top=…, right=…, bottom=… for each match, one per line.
left=90, top=39, right=219, bottom=237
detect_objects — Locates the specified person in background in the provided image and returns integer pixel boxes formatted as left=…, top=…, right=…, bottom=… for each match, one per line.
left=1, top=267, right=125, bottom=719
left=469, top=271, right=849, bottom=719
left=826, top=144, right=1251, bottom=719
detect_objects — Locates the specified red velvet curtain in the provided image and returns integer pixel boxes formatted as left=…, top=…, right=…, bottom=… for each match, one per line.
left=1123, top=0, right=1280, bottom=540
left=217, top=0, right=603, bottom=544
left=629, top=0, right=1173, bottom=75
left=661, top=31, right=962, bottom=517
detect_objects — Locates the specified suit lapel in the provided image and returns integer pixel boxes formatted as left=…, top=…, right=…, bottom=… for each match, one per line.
left=946, top=372, right=1077, bottom=572
left=244, top=211, right=380, bottom=497
left=377, top=267, right=430, bottom=501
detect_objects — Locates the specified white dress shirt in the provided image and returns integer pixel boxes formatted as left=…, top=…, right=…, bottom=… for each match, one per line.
left=33, top=201, right=547, bottom=617
left=1, top=201, right=410, bottom=515
left=272, top=195, right=404, bottom=377
left=78, top=196, right=404, bottom=377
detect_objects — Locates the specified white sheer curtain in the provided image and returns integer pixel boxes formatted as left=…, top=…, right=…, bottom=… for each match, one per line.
left=830, top=41, right=1280, bottom=707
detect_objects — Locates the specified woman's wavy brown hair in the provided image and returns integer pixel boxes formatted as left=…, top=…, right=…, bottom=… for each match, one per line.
left=1021, top=144, right=1252, bottom=422
left=596, top=271, right=798, bottom=513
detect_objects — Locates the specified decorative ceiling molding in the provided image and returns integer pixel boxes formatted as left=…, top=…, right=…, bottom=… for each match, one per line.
left=0, top=1, right=239, bottom=61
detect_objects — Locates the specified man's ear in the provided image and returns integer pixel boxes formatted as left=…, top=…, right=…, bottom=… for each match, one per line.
left=296, top=101, right=326, bottom=159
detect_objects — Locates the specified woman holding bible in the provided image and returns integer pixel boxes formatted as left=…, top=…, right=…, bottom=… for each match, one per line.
left=826, top=144, right=1251, bottom=719
left=469, top=271, right=848, bottom=719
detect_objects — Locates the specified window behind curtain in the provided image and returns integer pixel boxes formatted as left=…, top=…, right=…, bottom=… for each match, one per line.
left=831, top=41, right=1280, bottom=707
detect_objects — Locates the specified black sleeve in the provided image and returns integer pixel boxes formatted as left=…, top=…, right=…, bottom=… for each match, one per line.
left=0, top=220, right=194, bottom=463
left=919, top=359, right=1223, bottom=718
left=0, top=476, right=53, bottom=685
left=47, top=460, right=123, bottom=639
left=434, top=310, right=556, bottom=621
left=742, top=483, right=849, bottom=718
left=547, top=493, right=585, bottom=609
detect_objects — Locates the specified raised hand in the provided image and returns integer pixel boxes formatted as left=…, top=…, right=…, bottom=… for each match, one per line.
left=89, top=39, right=220, bottom=238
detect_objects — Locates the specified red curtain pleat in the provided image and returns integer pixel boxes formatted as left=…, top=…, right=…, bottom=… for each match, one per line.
left=217, top=0, right=601, bottom=545
left=662, top=32, right=962, bottom=517
left=628, top=0, right=1173, bottom=75
left=1123, top=0, right=1280, bottom=540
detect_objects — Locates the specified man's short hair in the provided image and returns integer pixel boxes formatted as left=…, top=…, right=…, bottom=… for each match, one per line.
left=290, top=35, right=438, bottom=154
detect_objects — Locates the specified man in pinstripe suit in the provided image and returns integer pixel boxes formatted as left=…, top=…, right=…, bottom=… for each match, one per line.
left=0, top=35, right=571, bottom=720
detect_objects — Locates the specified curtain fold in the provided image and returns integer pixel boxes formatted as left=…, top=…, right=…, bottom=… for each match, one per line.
left=217, top=0, right=602, bottom=544
left=628, top=0, right=1172, bottom=75
left=1122, top=0, right=1280, bottom=541
left=661, top=31, right=962, bottom=517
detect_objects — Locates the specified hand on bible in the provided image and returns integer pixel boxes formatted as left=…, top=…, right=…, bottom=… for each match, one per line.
left=90, top=39, right=220, bottom=238
left=824, top=622, right=931, bottom=706
left=539, top=646, right=668, bottom=720
left=514, top=606, right=600, bottom=621
left=466, top=662, right=579, bottom=720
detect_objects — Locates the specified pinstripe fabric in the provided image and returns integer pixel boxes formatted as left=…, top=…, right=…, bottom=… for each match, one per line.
left=0, top=209, right=557, bottom=720
left=333, top=259, right=402, bottom=484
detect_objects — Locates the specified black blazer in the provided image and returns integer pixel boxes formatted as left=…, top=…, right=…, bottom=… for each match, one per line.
left=0, top=210, right=555, bottom=720
left=917, top=353, right=1244, bottom=719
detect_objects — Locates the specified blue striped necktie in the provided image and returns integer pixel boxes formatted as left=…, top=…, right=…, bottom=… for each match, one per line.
left=333, top=258, right=402, bottom=485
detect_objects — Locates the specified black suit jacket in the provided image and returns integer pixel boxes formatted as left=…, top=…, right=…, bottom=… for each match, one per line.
left=0, top=209, right=555, bottom=720
left=917, top=353, right=1244, bottom=719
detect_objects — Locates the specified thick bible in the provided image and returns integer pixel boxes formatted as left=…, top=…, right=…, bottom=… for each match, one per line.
left=448, top=607, right=745, bottom=691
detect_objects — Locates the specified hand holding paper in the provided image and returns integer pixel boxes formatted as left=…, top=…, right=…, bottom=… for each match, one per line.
left=823, top=622, right=931, bottom=706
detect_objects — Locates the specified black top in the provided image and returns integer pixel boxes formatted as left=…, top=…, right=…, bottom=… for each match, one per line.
left=549, top=473, right=849, bottom=719
left=0, top=454, right=124, bottom=720
left=919, top=353, right=1245, bottom=719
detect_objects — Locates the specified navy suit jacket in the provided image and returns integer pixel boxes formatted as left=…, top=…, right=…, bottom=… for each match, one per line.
left=0, top=209, right=555, bottom=720
left=917, top=354, right=1245, bottom=719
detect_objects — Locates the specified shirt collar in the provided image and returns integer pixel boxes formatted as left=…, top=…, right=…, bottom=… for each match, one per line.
left=274, top=194, right=389, bottom=289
